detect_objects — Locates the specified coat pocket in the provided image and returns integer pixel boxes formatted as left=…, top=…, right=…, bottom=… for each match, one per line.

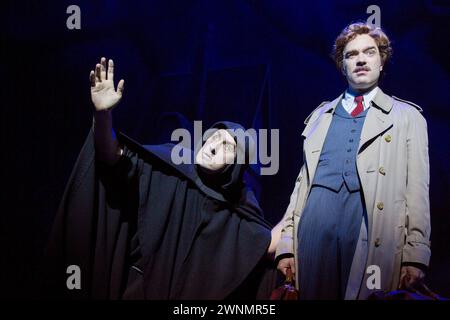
left=394, top=199, right=407, bottom=251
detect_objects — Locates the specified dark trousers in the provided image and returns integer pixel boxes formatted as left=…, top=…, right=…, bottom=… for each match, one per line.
left=297, top=182, right=365, bottom=299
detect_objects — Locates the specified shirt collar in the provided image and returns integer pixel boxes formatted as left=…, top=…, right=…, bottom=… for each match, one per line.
left=344, top=86, right=379, bottom=106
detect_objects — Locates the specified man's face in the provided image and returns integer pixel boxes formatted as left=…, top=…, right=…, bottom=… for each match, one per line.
left=196, top=129, right=237, bottom=171
left=342, top=34, right=383, bottom=91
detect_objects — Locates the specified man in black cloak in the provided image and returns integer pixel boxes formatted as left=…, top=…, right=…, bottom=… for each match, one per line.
left=42, top=57, right=281, bottom=299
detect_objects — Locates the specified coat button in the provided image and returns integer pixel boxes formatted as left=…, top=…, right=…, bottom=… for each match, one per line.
left=379, top=167, right=386, bottom=175
left=375, top=238, right=381, bottom=247
left=377, top=202, right=384, bottom=210
left=384, top=135, right=392, bottom=142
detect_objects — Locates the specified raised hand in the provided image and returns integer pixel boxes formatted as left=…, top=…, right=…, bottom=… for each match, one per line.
left=90, top=57, right=125, bottom=111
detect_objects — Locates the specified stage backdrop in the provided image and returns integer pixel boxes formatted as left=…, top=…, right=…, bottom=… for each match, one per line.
left=2, top=0, right=449, bottom=298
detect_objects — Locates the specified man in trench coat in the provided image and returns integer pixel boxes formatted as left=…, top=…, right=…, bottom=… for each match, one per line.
left=275, top=22, right=431, bottom=299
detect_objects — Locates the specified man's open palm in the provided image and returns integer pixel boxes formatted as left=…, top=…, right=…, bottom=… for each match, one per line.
left=90, top=57, right=124, bottom=111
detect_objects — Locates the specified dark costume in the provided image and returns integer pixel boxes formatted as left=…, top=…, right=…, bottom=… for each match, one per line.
left=43, top=121, right=277, bottom=299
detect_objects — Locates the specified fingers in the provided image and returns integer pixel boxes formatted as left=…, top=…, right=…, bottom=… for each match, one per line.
left=287, top=259, right=296, bottom=275
left=100, top=57, right=107, bottom=80
left=289, top=261, right=296, bottom=275
left=399, top=274, right=417, bottom=290
left=89, top=70, right=96, bottom=87
left=117, top=79, right=125, bottom=96
left=276, top=261, right=284, bottom=274
left=407, top=274, right=423, bottom=289
left=277, top=265, right=287, bottom=276
left=280, top=265, right=295, bottom=276
left=398, top=276, right=406, bottom=289
left=398, top=267, right=407, bottom=289
left=403, top=277, right=416, bottom=290
left=94, top=57, right=116, bottom=82
left=108, top=59, right=114, bottom=81
left=399, top=266, right=425, bottom=290
left=95, top=64, right=101, bottom=82
left=92, top=57, right=123, bottom=94
left=285, top=264, right=295, bottom=274
left=277, top=258, right=295, bottom=276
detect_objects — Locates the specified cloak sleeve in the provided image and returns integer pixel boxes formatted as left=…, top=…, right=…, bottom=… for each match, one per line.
left=42, top=128, right=143, bottom=299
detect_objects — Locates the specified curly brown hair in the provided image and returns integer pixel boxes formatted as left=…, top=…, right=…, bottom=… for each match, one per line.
left=332, top=22, right=393, bottom=72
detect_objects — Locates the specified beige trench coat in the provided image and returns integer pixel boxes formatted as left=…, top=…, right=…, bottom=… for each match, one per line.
left=275, top=88, right=431, bottom=299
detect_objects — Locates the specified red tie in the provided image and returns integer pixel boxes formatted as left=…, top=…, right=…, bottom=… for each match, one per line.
left=351, top=95, right=364, bottom=117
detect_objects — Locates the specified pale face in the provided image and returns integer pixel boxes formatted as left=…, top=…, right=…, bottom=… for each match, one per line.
left=342, top=34, right=383, bottom=92
left=195, top=129, right=237, bottom=171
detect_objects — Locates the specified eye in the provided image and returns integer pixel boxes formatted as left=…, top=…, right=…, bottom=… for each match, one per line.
left=345, top=52, right=356, bottom=59
left=223, top=142, right=235, bottom=153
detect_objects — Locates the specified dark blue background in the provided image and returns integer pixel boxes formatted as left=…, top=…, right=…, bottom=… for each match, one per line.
left=1, top=0, right=449, bottom=298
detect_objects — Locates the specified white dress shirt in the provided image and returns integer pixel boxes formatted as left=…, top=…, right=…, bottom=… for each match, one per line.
left=341, top=86, right=379, bottom=115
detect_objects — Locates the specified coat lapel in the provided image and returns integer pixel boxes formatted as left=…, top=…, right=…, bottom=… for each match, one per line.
left=357, top=88, right=393, bottom=156
left=302, top=95, right=342, bottom=183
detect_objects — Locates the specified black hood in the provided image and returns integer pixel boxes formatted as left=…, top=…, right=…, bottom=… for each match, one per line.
left=196, top=121, right=256, bottom=201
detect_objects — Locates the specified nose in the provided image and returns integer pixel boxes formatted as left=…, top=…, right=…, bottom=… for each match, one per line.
left=356, top=53, right=367, bottom=66
left=210, top=138, right=223, bottom=156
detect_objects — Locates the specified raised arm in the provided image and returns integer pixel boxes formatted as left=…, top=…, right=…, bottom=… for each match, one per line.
left=90, top=57, right=125, bottom=165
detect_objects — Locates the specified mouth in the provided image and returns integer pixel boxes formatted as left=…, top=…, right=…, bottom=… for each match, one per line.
left=354, top=68, right=370, bottom=74
left=202, top=152, right=212, bottom=161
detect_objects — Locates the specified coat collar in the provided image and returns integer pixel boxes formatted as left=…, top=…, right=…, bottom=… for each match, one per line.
left=324, top=94, right=342, bottom=115
left=324, top=87, right=393, bottom=115
left=371, top=87, right=393, bottom=113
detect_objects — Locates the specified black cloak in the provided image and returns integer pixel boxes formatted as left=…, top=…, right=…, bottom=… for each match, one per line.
left=43, top=121, right=278, bottom=299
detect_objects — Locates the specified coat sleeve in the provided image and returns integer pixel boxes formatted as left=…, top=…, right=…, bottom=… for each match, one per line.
left=275, top=165, right=305, bottom=259
left=402, top=109, right=431, bottom=266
